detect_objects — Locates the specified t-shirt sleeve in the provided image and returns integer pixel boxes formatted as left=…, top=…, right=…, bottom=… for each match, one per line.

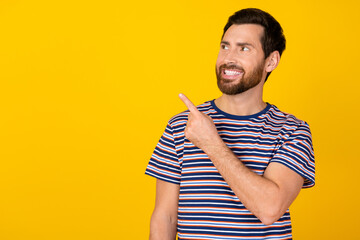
left=145, top=122, right=182, bottom=185
left=270, top=121, right=315, bottom=188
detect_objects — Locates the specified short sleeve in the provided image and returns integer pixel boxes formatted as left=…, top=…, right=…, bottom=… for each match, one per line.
left=270, top=121, right=315, bottom=188
left=145, top=123, right=182, bottom=184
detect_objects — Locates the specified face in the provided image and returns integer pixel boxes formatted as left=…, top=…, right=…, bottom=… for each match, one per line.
left=216, top=24, right=267, bottom=95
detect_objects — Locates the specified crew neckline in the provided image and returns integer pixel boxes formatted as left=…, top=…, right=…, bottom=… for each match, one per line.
left=210, top=99, right=271, bottom=120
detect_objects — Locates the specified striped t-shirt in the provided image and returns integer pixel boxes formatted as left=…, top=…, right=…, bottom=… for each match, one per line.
left=145, top=100, right=315, bottom=240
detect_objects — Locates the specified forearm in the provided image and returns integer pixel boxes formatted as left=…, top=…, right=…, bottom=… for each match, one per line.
left=149, top=209, right=177, bottom=240
left=204, top=141, right=284, bottom=225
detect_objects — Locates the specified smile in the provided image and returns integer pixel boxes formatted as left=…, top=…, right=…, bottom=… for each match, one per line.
left=221, top=68, right=244, bottom=80
left=224, top=69, right=243, bottom=76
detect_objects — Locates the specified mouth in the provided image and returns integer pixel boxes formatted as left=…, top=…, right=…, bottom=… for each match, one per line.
left=221, top=68, right=244, bottom=80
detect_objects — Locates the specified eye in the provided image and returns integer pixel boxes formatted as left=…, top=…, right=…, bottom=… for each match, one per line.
left=221, top=44, right=229, bottom=50
left=241, top=46, right=250, bottom=51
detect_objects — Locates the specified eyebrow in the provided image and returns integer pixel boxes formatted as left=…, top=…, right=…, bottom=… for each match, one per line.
left=220, top=41, right=254, bottom=48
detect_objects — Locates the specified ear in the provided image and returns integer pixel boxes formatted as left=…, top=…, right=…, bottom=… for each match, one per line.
left=265, top=51, right=280, bottom=73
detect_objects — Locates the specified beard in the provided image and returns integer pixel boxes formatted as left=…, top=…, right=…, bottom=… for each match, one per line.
left=216, top=61, right=265, bottom=95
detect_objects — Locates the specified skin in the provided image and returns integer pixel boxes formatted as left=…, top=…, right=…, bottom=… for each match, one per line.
left=149, top=24, right=304, bottom=239
left=149, top=180, right=179, bottom=240
left=216, top=24, right=265, bottom=96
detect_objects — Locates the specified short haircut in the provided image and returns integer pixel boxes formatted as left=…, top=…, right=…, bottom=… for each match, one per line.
left=223, top=8, right=286, bottom=59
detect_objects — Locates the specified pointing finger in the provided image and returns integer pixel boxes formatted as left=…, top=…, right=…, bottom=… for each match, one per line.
left=179, top=93, right=199, bottom=113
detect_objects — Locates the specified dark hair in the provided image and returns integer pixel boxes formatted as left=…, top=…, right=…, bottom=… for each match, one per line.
left=223, top=8, right=286, bottom=58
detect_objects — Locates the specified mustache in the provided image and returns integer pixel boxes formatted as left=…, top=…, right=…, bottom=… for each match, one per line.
left=219, top=64, right=244, bottom=72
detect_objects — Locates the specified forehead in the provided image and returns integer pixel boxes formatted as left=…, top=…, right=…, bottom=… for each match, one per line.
left=222, top=24, right=264, bottom=46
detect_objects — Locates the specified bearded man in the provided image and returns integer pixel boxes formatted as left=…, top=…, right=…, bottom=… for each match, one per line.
left=146, top=8, right=315, bottom=240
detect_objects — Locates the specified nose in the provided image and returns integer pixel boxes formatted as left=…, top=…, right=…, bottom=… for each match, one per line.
left=223, top=49, right=237, bottom=65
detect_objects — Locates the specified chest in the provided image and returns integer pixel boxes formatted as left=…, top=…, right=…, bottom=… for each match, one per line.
left=181, top=121, right=283, bottom=176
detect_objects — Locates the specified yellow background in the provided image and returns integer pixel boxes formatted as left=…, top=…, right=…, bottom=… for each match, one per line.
left=0, top=0, right=359, bottom=239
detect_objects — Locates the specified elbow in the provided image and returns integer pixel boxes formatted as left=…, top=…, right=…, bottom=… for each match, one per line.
left=259, top=216, right=277, bottom=226
left=257, top=208, right=283, bottom=226
left=150, top=210, right=178, bottom=233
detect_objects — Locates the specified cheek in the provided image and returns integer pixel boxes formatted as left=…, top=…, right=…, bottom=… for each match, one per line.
left=215, top=54, right=223, bottom=67
left=243, top=58, right=259, bottom=69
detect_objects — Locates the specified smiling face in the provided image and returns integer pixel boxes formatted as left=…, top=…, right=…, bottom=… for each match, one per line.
left=216, top=24, right=267, bottom=95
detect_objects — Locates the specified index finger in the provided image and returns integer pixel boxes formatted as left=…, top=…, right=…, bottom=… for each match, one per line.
left=179, top=93, right=199, bottom=113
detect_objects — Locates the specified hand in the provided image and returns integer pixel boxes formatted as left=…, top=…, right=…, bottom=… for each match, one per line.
left=179, top=93, right=223, bottom=152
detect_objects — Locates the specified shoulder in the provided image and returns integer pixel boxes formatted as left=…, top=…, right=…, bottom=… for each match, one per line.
left=266, top=105, right=312, bottom=138
left=267, top=105, right=308, bottom=126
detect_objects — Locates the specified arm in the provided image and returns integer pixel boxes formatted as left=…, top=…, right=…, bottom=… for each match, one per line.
left=150, top=179, right=180, bottom=240
left=205, top=141, right=303, bottom=225
left=179, top=94, right=304, bottom=225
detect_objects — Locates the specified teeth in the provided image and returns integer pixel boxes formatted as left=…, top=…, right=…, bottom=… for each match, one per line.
left=224, top=70, right=241, bottom=75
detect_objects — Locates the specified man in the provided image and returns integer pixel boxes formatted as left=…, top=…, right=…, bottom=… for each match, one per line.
left=145, top=8, right=315, bottom=240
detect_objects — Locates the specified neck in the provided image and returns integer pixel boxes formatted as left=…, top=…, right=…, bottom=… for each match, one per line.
left=214, top=83, right=266, bottom=116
